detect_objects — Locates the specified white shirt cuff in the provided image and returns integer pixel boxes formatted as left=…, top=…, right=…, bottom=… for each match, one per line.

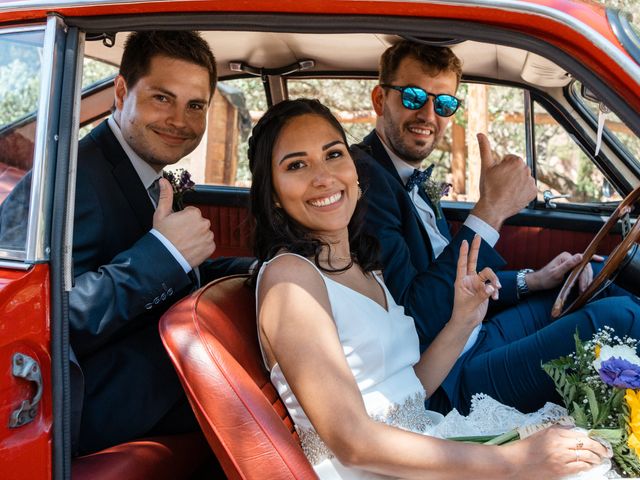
left=464, top=214, right=500, bottom=247
left=150, top=229, right=192, bottom=275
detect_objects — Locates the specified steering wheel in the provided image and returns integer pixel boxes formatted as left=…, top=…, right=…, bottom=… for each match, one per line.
left=551, top=184, right=640, bottom=319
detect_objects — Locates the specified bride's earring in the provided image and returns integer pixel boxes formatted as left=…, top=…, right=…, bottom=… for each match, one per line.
left=357, top=180, right=363, bottom=200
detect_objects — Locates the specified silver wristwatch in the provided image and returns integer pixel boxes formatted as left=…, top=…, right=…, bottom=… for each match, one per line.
left=516, top=268, right=534, bottom=299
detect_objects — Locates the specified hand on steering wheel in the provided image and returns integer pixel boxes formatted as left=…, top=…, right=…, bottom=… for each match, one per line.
left=551, top=185, right=640, bottom=318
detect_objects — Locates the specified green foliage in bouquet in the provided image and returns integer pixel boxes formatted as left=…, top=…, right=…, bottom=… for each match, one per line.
left=543, top=327, right=640, bottom=476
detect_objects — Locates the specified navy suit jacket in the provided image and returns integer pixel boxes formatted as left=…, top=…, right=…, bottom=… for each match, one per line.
left=70, top=121, right=253, bottom=453
left=354, top=131, right=519, bottom=400
left=0, top=121, right=252, bottom=453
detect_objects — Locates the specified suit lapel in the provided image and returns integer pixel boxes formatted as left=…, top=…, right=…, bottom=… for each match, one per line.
left=362, top=131, right=403, bottom=184
left=363, top=131, right=451, bottom=241
left=90, top=122, right=155, bottom=232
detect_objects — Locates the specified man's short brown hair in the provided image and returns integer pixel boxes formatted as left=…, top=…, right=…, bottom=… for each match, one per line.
left=379, top=41, right=462, bottom=87
left=120, top=31, right=217, bottom=98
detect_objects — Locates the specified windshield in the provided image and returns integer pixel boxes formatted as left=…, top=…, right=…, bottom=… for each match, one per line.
left=570, top=81, right=640, bottom=171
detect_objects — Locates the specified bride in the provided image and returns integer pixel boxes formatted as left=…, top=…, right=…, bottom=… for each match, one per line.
left=248, top=98, right=609, bottom=479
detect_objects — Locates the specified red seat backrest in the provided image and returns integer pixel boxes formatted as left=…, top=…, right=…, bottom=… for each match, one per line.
left=159, top=275, right=317, bottom=480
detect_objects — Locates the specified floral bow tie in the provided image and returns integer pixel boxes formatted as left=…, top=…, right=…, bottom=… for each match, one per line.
left=405, top=164, right=434, bottom=192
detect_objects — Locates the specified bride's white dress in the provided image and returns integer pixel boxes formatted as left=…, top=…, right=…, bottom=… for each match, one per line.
left=256, top=254, right=605, bottom=479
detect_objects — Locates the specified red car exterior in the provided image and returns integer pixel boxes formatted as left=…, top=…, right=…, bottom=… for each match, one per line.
left=0, top=0, right=638, bottom=478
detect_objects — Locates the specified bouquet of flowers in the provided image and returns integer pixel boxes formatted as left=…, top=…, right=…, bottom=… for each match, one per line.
left=543, top=326, right=640, bottom=476
left=164, top=168, right=195, bottom=211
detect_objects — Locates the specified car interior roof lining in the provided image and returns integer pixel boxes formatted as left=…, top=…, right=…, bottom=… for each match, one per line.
left=75, top=13, right=639, bottom=138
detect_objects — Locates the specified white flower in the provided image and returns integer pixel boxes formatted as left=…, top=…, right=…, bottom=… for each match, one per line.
left=593, top=344, right=640, bottom=371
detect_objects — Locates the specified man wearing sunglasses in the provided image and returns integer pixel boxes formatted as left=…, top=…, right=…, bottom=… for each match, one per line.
left=354, top=40, right=630, bottom=416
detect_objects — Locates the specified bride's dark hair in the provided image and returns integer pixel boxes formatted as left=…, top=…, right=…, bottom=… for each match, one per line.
left=248, top=98, right=380, bottom=274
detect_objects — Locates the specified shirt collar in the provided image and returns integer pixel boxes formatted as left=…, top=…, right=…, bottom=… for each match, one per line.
left=108, top=116, right=162, bottom=190
left=375, top=131, right=419, bottom=185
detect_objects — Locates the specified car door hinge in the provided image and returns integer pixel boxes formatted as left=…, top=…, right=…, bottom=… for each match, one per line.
left=9, top=353, right=43, bottom=428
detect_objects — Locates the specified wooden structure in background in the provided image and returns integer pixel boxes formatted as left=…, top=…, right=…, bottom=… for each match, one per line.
left=205, top=90, right=240, bottom=185
left=451, top=123, right=466, bottom=196
left=466, top=84, right=488, bottom=200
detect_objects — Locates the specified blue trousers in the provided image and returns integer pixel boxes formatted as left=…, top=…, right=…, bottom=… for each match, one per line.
left=457, top=287, right=640, bottom=414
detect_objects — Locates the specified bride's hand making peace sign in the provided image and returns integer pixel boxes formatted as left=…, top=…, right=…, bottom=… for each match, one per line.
left=451, top=234, right=501, bottom=329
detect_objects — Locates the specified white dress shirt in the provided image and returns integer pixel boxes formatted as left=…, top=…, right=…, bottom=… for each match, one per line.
left=378, top=135, right=500, bottom=355
left=107, top=116, right=192, bottom=275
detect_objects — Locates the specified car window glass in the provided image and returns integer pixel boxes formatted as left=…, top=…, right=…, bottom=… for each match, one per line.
left=286, top=80, right=526, bottom=204
left=570, top=81, right=640, bottom=171
left=533, top=100, right=623, bottom=206
left=169, top=77, right=266, bottom=187
left=431, top=83, right=526, bottom=203
left=287, top=78, right=378, bottom=145
left=0, top=28, right=46, bottom=253
left=78, top=58, right=118, bottom=140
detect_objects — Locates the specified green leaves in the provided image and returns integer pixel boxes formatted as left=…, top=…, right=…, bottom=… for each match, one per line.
left=545, top=328, right=640, bottom=476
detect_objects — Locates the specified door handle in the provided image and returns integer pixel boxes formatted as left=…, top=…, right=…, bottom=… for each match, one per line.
left=9, top=352, right=43, bottom=428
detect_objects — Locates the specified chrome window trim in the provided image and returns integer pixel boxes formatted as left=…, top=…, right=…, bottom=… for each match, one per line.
left=0, top=259, right=32, bottom=270
left=0, top=23, right=46, bottom=266
left=25, top=15, right=66, bottom=263
left=0, top=24, right=44, bottom=35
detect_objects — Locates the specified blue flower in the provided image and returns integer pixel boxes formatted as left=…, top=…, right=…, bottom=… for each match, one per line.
left=599, top=357, right=640, bottom=389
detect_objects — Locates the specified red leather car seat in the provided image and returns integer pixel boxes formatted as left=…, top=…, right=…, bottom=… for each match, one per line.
left=159, top=274, right=317, bottom=480
left=71, top=431, right=210, bottom=480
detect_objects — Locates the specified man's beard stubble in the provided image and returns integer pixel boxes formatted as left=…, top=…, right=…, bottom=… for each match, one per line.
left=382, top=115, right=438, bottom=167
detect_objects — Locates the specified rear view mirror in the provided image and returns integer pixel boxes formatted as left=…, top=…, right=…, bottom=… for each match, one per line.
left=580, top=83, right=601, bottom=103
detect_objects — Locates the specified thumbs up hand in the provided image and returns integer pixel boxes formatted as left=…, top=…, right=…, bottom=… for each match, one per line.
left=471, top=133, right=537, bottom=231
left=152, top=178, right=174, bottom=223
left=152, top=178, right=216, bottom=268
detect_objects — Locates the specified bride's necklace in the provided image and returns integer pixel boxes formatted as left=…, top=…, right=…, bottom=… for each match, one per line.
left=320, top=252, right=354, bottom=273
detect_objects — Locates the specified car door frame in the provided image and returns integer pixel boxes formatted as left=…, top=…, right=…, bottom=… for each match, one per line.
left=0, top=14, right=80, bottom=480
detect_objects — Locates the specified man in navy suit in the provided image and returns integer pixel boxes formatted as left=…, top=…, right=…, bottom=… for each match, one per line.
left=355, top=40, right=640, bottom=414
left=70, top=31, right=257, bottom=454
left=0, top=31, right=253, bottom=454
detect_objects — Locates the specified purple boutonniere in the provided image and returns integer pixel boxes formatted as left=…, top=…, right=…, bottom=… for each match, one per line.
left=421, top=179, right=452, bottom=220
left=164, top=168, right=195, bottom=211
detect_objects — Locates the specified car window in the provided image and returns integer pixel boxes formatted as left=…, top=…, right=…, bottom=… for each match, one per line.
left=569, top=81, right=640, bottom=171
left=421, top=83, right=527, bottom=203
left=169, top=77, right=266, bottom=187
left=285, top=80, right=527, bottom=204
left=533, top=99, right=623, bottom=206
left=78, top=58, right=118, bottom=140
left=287, top=78, right=378, bottom=145
left=0, top=28, right=46, bottom=253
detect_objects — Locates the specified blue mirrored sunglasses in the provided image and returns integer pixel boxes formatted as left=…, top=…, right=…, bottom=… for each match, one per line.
left=380, top=84, right=461, bottom=117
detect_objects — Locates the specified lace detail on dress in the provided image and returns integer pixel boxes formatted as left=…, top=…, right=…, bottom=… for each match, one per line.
left=430, top=393, right=571, bottom=438
left=297, top=392, right=430, bottom=465
left=370, top=391, right=432, bottom=433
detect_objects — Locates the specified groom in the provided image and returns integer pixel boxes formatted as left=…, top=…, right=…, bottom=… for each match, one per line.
left=355, top=40, right=618, bottom=413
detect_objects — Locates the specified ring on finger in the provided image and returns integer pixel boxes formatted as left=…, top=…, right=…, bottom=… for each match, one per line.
left=576, top=439, right=584, bottom=450
left=575, top=448, right=580, bottom=463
